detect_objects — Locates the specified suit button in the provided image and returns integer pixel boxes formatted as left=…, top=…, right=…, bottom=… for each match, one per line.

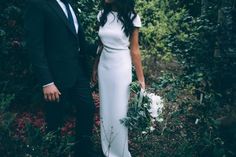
left=78, top=48, right=80, bottom=52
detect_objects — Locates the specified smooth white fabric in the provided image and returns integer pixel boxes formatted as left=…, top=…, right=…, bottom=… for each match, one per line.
left=43, top=0, right=79, bottom=87
left=97, top=10, right=141, bottom=157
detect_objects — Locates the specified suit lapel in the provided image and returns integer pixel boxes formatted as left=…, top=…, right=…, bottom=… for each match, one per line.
left=47, top=0, right=78, bottom=38
left=70, top=4, right=83, bottom=39
left=70, top=4, right=81, bottom=34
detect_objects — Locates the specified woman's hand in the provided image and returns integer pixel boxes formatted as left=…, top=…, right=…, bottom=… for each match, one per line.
left=91, top=39, right=102, bottom=85
left=139, top=80, right=146, bottom=90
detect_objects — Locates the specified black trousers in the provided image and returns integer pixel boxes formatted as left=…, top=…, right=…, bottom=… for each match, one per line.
left=44, top=69, right=95, bottom=156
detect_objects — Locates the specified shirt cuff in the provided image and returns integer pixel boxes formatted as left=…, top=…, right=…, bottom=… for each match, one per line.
left=43, top=82, right=54, bottom=88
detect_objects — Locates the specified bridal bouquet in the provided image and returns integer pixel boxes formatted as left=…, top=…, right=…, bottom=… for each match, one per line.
left=120, top=81, right=164, bottom=134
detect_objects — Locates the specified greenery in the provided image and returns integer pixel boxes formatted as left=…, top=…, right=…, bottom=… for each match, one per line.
left=0, top=0, right=235, bottom=156
left=120, top=81, right=164, bottom=133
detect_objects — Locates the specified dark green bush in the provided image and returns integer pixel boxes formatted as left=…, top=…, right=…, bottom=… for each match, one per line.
left=0, top=0, right=235, bottom=156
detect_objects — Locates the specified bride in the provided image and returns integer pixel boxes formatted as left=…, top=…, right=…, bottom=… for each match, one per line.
left=92, top=0, right=145, bottom=156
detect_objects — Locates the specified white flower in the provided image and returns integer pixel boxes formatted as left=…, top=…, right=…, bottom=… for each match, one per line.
left=150, top=126, right=155, bottom=132
left=151, top=118, right=156, bottom=122
left=146, top=92, right=164, bottom=119
left=143, top=103, right=148, bottom=107
left=156, top=117, right=164, bottom=122
left=195, top=118, right=199, bottom=124
left=77, top=8, right=81, bottom=13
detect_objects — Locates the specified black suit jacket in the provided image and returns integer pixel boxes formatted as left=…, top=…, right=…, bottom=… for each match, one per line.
left=24, top=0, right=97, bottom=88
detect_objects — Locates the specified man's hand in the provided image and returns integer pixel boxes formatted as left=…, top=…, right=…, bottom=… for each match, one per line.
left=43, top=84, right=61, bottom=102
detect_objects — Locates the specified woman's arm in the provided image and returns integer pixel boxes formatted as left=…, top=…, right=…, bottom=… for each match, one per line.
left=92, top=39, right=103, bottom=83
left=130, top=28, right=145, bottom=89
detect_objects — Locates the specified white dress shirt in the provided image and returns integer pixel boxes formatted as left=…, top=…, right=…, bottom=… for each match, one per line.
left=56, top=0, right=79, bottom=33
left=43, top=0, right=79, bottom=88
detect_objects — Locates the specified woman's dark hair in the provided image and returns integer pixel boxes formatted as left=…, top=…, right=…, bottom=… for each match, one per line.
left=99, top=0, right=137, bottom=37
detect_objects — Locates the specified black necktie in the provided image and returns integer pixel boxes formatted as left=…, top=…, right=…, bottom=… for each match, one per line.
left=60, top=0, right=76, bottom=34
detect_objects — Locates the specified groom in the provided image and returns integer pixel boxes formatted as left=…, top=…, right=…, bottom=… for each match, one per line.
left=24, top=0, right=98, bottom=156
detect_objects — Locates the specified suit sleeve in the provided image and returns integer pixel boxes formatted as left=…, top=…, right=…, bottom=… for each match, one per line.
left=24, top=0, right=54, bottom=86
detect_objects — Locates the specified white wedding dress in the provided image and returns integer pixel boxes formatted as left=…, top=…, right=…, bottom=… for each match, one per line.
left=97, top=10, right=142, bottom=157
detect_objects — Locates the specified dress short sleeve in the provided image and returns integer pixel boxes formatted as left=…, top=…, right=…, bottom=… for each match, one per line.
left=132, top=14, right=142, bottom=27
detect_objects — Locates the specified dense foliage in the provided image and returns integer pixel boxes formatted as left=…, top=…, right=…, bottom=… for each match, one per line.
left=0, top=0, right=235, bottom=156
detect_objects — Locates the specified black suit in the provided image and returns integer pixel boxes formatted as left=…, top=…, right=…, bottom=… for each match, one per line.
left=24, top=0, right=97, bottom=156
left=25, top=0, right=96, bottom=88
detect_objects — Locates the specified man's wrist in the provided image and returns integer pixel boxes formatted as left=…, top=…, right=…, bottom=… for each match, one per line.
left=43, top=82, right=54, bottom=88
